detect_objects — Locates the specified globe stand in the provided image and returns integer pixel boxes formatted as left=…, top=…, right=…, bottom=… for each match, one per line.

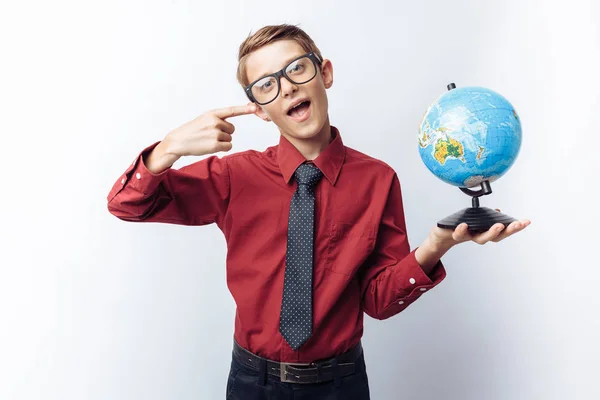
left=437, top=180, right=517, bottom=232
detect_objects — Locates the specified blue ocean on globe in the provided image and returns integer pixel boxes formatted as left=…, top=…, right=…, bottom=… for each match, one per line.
left=418, top=86, right=522, bottom=188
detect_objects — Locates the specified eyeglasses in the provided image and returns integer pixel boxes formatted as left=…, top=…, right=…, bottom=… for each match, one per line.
left=244, top=52, right=322, bottom=105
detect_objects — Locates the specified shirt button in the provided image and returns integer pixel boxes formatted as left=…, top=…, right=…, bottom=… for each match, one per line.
left=398, top=301, right=404, bottom=305
left=420, top=288, right=427, bottom=291
left=409, top=278, right=416, bottom=284
left=136, top=172, right=141, bottom=179
left=121, top=178, right=126, bottom=184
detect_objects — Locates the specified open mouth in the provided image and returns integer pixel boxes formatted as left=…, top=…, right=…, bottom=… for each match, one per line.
left=287, top=100, right=311, bottom=121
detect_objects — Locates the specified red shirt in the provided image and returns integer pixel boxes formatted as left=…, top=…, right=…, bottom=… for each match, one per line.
left=107, top=126, right=446, bottom=363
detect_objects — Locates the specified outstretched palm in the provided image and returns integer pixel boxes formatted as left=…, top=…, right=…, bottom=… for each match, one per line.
left=431, top=209, right=531, bottom=247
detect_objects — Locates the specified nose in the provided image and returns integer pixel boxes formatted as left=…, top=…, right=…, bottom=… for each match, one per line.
left=279, top=76, right=298, bottom=98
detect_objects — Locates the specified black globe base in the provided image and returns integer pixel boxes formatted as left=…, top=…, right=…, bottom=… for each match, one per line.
left=437, top=206, right=517, bottom=232
left=437, top=175, right=516, bottom=233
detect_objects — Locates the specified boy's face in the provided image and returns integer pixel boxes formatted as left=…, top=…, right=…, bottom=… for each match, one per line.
left=245, top=40, right=333, bottom=140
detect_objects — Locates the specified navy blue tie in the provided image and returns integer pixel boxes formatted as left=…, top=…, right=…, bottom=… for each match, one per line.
left=279, top=163, right=323, bottom=350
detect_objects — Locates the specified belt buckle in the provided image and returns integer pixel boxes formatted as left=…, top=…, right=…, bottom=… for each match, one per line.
left=280, top=361, right=312, bottom=383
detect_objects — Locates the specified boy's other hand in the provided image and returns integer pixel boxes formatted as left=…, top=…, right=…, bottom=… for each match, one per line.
left=429, top=209, right=531, bottom=251
left=163, top=102, right=258, bottom=157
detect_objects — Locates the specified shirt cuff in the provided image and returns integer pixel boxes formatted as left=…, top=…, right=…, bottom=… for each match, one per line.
left=392, top=248, right=447, bottom=300
left=127, top=141, right=172, bottom=195
left=109, top=141, right=169, bottom=201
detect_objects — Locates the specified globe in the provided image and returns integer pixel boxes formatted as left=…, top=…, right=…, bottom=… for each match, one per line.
left=418, top=85, right=522, bottom=188
left=417, top=83, right=522, bottom=232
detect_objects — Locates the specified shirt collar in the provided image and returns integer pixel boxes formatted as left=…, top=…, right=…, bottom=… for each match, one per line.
left=277, top=125, right=346, bottom=186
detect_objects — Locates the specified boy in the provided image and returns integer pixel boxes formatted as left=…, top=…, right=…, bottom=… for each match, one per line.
left=107, top=24, right=529, bottom=400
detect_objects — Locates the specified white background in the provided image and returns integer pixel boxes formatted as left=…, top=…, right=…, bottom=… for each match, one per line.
left=1, top=0, right=599, bottom=399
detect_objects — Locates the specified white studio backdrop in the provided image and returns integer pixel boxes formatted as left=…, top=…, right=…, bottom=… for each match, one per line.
left=0, top=0, right=598, bottom=399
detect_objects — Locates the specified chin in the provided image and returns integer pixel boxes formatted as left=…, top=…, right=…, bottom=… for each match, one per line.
left=284, top=125, right=319, bottom=141
left=293, top=123, right=321, bottom=138
left=284, top=115, right=327, bottom=141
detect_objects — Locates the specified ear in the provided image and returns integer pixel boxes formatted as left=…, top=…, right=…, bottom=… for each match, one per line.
left=253, top=104, right=271, bottom=122
left=320, top=59, right=333, bottom=89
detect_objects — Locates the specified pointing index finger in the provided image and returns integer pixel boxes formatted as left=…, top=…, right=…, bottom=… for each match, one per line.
left=213, top=104, right=257, bottom=119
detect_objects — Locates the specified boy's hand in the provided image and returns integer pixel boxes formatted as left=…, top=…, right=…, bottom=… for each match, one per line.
left=164, top=103, right=258, bottom=157
left=429, top=209, right=531, bottom=251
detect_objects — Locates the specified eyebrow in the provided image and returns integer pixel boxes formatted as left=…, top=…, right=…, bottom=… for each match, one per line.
left=255, top=53, right=305, bottom=81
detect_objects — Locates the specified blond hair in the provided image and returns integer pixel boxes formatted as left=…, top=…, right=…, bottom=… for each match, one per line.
left=236, top=24, right=323, bottom=87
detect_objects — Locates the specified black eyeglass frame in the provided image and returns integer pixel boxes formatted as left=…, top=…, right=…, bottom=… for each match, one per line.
left=244, top=52, right=323, bottom=105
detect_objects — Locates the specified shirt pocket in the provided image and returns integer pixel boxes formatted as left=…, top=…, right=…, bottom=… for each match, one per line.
left=324, top=221, right=377, bottom=276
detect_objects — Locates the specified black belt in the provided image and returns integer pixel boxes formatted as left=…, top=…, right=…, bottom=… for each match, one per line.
left=232, top=339, right=363, bottom=384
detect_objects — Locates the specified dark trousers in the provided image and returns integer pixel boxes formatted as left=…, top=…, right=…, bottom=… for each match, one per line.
left=225, top=351, right=371, bottom=399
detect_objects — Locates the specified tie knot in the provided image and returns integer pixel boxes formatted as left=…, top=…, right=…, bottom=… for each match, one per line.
left=294, top=163, right=323, bottom=186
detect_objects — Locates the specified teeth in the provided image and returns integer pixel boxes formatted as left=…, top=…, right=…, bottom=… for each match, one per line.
left=290, top=101, right=306, bottom=111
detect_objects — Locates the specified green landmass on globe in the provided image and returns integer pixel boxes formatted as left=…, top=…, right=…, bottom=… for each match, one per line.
left=419, top=123, right=467, bottom=165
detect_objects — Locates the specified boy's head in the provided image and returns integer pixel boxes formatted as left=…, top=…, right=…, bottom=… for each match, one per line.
left=237, top=24, right=333, bottom=142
